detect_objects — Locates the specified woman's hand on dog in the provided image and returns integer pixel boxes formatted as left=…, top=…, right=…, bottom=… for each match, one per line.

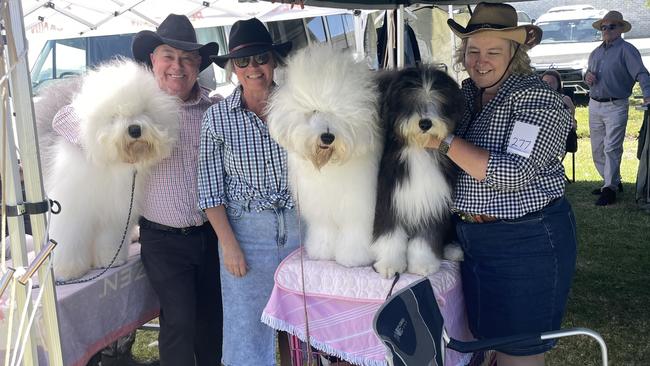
left=425, top=135, right=442, bottom=150
left=221, top=239, right=248, bottom=277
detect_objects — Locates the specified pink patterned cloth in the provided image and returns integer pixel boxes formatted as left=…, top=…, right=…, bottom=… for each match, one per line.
left=262, top=249, right=474, bottom=366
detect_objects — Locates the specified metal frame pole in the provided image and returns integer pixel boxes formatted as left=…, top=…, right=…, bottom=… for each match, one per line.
left=396, top=5, right=404, bottom=68
left=4, top=0, right=64, bottom=364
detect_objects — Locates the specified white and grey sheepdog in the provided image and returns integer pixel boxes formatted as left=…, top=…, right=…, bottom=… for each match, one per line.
left=372, top=66, right=465, bottom=278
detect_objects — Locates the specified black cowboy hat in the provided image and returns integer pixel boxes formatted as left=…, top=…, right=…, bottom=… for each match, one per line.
left=447, top=2, right=542, bottom=48
left=132, top=14, right=219, bottom=71
left=211, top=18, right=292, bottom=68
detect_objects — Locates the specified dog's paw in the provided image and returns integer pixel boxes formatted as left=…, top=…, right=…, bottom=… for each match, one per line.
left=407, top=239, right=442, bottom=276
left=335, top=241, right=374, bottom=267
left=94, top=256, right=127, bottom=269
left=305, top=241, right=335, bottom=261
left=407, top=258, right=441, bottom=276
left=443, top=242, right=464, bottom=261
left=53, top=265, right=88, bottom=282
left=336, top=253, right=374, bottom=268
left=373, top=257, right=407, bottom=279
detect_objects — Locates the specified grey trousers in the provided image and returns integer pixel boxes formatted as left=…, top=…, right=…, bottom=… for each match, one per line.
left=588, top=98, right=629, bottom=190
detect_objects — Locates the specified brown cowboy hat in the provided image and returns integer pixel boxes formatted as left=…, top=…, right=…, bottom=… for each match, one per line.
left=132, top=14, right=219, bottom=71
left=211, top=18, right=292, bottom=68
left=447, top=2, right=542, bottom=48
left=592, top=11, right=632, bottom=33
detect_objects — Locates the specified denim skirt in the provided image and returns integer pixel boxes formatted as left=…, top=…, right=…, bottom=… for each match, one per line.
left=220, top=200, right=300, bottom=366
left=455, top=197, right=577, bottom=356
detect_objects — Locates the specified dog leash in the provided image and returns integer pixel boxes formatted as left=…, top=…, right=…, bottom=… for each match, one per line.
left=295, top=186, right=315, bottom=364
left=53, top=170, right=137, bottom=286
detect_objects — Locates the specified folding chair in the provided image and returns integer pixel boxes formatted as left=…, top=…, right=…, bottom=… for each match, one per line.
left=373, top=278, right=607, bottom=366
left=563, top=150, right=576, bottom=183
left=564, top=125, right=578, bottom=183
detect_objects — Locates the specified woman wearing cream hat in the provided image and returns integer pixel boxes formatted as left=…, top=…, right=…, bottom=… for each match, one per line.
left=427, top=3, right=577, bottom=365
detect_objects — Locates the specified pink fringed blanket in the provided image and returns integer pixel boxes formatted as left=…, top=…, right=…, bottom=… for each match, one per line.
left=262, top=249, right=473, bottom=366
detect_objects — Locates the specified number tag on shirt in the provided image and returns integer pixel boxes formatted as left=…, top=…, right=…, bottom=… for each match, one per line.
left=507, top=122, right=539, bottom=158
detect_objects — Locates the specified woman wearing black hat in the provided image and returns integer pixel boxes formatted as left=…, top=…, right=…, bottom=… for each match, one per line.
left=426, top=3, right=577, bottom=365
left=197, top=18, right=297, bottom=365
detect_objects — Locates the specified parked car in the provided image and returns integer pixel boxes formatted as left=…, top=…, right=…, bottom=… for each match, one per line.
left=528, top=5, right=607, bottom=95
left=516, top=10, right=533, bottom=26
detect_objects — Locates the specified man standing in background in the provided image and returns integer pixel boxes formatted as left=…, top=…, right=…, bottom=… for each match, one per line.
left=585, top=10, right=650, bottom=206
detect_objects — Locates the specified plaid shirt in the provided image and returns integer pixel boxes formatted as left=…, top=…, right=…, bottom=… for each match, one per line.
left=197, top=86, right=293, bottom=212
left=453, top=74, right=572, bottom=219
left=52, top=85, right=221, bottom=228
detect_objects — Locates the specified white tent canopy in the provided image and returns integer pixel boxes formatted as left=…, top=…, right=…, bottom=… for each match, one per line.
left=22, top=0, right=349, bottom=37
left=22, top=0, right=349, bottom=66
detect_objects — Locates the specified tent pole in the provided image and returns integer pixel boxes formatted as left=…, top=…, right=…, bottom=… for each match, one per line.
left=397, top=5, right=404, bottom=68
left=4, top=0, right=64, bottom=365
left=448, top=5, right=459, bottom=82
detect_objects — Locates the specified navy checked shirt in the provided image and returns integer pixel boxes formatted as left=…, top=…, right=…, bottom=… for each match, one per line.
left=453, top=74, right=573, bottom=219
left=197, top=86, right=293, bottom=212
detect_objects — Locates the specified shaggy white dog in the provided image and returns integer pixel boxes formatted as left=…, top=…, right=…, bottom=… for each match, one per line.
left=267, top=45, right=382, bottom=267
left=37, top=59, right=179, bottom=281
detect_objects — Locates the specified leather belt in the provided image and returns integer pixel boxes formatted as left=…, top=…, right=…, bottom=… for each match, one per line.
left=590, top=96, right=624, bottom=103
left=138, top=217, right=206, bottom=236
left=456, top=212, right=498, bottom=224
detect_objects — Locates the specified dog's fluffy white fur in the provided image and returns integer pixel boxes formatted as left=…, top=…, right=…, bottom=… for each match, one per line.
left=267, top=45, right=382, bottom=267
left=37, top=59, right=179, bottom=281
left=372, top=66, right=465, bottom=278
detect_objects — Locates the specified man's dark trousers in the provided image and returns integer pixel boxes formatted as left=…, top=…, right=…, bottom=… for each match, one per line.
left=140, top=222, right=222, bottom=366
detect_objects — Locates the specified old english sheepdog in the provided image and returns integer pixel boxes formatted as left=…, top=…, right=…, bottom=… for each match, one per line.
left=372, top=66, right=465, bottom=278
left=36, top=59, right=179, bottom=281
left=267, top=45, right=382, bottom=267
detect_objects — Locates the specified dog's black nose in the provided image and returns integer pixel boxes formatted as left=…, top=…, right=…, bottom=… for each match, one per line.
left=128, top=125, right=142, bottom=138
left=320, top=132, right=335, bottom=145
left=419, top=118, right=432, bottom=131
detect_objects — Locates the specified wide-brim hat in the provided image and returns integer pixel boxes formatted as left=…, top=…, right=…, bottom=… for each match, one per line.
left=211, top=18, right=292, bottom=68
left=447, top=2, right=542, bottom=48
left=592, top=11, right=632, bottom=33
left=132, top=14, right=219, bottom=71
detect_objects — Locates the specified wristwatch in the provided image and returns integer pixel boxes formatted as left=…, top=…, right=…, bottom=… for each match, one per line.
left=439, top=134, right=455, bottom=156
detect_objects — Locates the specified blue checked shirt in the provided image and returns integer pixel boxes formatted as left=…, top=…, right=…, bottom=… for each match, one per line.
left=587, top=37, right=650, bottom=100
left=453, top=74, right=573, bottom=219
left=197, top=86, right=293, bottom=212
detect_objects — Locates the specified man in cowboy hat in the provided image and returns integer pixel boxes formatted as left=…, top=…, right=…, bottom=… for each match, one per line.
left=52, top=14, right=223, bottom=365
left=584, top=10, right=650, bottom=206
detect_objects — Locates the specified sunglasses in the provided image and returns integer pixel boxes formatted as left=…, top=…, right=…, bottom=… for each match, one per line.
left=600, top=24, right=618, bottom=31
left=233, top=53, right=271, bottom=68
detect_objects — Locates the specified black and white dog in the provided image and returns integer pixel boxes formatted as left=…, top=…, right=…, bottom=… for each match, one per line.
left=372, top=66, right=465, bottom=278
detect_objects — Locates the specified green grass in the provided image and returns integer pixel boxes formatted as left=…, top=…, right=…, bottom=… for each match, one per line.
left=131, top=323, right=159, bottom=363
left=131, top=100, right=650, bottom=366
left=547, top=101, right=650, bottom=365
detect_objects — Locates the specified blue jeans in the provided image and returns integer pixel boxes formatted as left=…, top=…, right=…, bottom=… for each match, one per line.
left=455, top=197, right=577, bottom=356
left=220, top=200, right=300, bottom=366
